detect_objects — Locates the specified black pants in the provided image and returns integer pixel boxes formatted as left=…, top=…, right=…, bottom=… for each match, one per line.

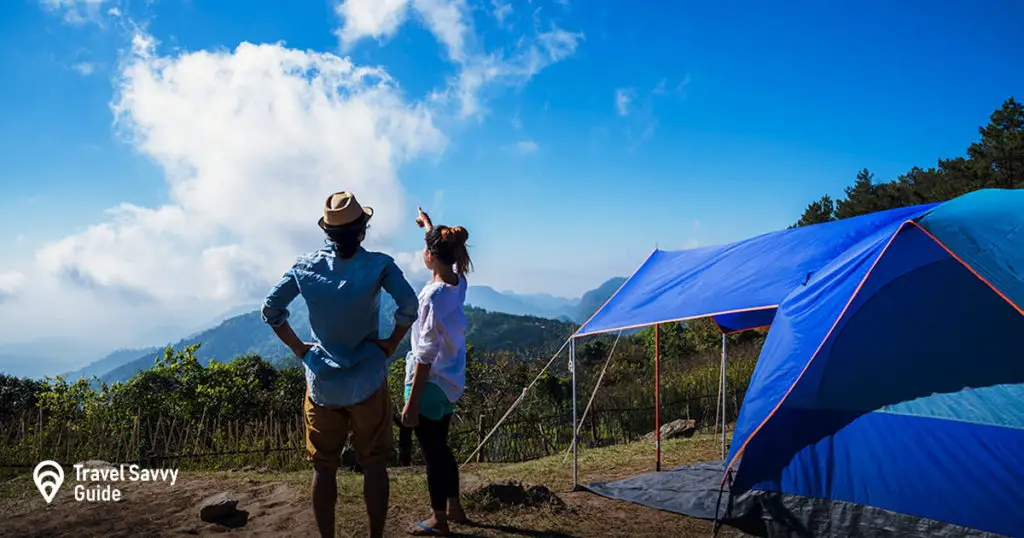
left=413, top=413, right=459, bottom=512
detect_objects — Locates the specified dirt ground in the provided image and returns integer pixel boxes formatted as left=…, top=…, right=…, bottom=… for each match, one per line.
left=0, top=435, right=748, bottom=537
left=1, top=474, right=314, bottom=537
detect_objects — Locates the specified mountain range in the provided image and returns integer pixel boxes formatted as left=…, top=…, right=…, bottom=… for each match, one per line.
left=44, top=277, right=625, bottom=384
left=465, top=278, right=626, bottom=323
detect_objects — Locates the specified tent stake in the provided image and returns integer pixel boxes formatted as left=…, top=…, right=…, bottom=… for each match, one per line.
left=655, top=323, right=662, bottom=472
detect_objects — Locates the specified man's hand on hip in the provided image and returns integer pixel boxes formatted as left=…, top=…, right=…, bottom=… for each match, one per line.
left=379, top=323, right=411, bottom=357
left=272, top=321, right=315, bottom=361
left=372, top=338, right=397, bottom=357
left=292, top=342, right=314, bottom=360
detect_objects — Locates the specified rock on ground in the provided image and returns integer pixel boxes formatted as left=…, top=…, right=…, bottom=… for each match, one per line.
left=74, top=460, right=116, bottom=469
left=644, top=419, right=697, bottom=441
left=198, top=492, right=238, bottom=523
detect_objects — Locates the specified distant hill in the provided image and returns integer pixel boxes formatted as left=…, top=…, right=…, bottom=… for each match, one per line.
left=184, top=302, right=263, bottom=338
left=0, top=338, right=109, bottom=380
left=68, top=276, right=625, bottom=384
left=464, top=285, right=568, bottom=319
left=98, top=301, right=574, bottom=384
left=573, top=277, right=627, bottom=322
left=366, top=278, right=620, bottom=330
left=505, top=292, right=576, bottom=313
left=0, top=354, right=64, bottom=380
left=464, top=307, right=575, bottom=353
left=64, top=346, right=163, bottom=381
left=463, top=281, right=626, bottom=322
left=100, top=301, right=312, bottom=384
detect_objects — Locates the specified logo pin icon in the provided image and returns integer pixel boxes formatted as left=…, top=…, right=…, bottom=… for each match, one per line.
left=33, top=460, right=64, bottom=504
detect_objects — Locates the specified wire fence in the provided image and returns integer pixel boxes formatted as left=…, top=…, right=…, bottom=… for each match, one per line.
left=0, top=388, right=745, bottom=479
left=0, top=410, right=310, bottom=479
left=449, top=388, right=745, bottom=464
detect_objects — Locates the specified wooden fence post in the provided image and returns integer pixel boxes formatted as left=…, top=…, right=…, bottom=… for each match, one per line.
left=733, top=390, right=740, bottom=421
left=36, top=405, right=43, bottom=464
left=134, top=408, right=141, bottom=465
left=21, top=413, right=27, bottom=465
left=589, top=406, right=599, bottom=447
left=476, top=415, right=486, bottom=463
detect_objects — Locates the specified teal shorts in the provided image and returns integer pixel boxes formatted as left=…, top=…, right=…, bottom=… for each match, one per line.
left=404, top=382, right=457, bottom=421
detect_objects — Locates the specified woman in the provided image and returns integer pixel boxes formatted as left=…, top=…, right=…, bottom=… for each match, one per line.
left=402, top=207, right=472, bottom=536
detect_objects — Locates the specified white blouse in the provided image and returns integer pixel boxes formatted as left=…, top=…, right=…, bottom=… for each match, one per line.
left=403, top=276, right=468, bottom=402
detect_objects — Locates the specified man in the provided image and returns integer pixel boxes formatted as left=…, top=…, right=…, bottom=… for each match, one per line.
left=262, top=191, right=418, bottom=538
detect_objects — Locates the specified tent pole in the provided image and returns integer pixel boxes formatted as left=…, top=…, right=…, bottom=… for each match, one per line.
left=720, top=332, right=727, bottom=460
left=563, top=330, right=623, bottom=463
left=571, top=337, right=579, bottom=489
left=655, top=323, right=662, bottom=472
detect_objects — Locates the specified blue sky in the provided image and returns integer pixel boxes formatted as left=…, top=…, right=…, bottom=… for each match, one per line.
left=0, top=0, right=1022, bottom=351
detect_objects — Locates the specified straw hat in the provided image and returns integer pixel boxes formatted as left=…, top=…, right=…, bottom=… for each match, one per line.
left=318, top=191, right=373, bottom=229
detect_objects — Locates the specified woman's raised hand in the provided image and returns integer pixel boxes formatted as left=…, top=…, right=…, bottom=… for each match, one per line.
left=416, top=207, right=433, bottom=230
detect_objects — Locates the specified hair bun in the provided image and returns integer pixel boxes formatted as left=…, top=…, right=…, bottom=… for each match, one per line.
left=439, top=226, right=468, bottom=244
left=449, top=226, right=469, bottom=244
left=432, top=225, right=472, bottom=275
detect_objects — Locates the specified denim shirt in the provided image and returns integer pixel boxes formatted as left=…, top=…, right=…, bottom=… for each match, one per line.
left=261, top=242, right=418, bottom=407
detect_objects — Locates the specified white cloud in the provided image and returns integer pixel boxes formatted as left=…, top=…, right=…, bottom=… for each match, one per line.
left=615, top=88, right=633, bottom=116
left=491, top=0, right=512, bottom=26
left=0, top=31, right=447, bottom=347
left=40, top=0, right=113, bottom=25
left=411, top=0, right=472, bottom=63
left=429, top=189, right=445, bottom=222
left=335, top=0, right=412, bottom=50
left=653, top=74, right=691, bottom=99
left=652, top=79, right=666, bottom=96
left=446, top=26, right=582, bottom=118
left=617, top=77, right=688, bottom=148
left=336, top=0, right=471, bottom=61
left=393, top=250, right=430, bottom=282
left=628, top=120, right=657, bottom=150
left=8, top=1, right=582, bottom=353
left=676, top=74, right=691, bottom=97
left=335, top=0, right=583, bottom=118
left=508, top=139, right=538, bottom=154
left=0, top=272, right=24, bottom=302
left=72, top=62, right=96, bottom=75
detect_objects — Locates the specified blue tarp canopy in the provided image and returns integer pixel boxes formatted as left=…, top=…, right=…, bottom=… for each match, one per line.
left=576, top=189, right=1024, bottom=536
left=575, top=203, right=938, bottom=337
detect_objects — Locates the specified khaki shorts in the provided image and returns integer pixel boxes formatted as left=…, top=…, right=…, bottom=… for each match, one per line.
left=303, top=382, right=393, bottom=469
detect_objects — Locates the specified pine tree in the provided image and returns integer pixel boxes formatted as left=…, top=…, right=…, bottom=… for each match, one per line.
left=835, top=169, right=878, bottom=219
left=792, top=96, right=1024, bottom=228
left=966, top=97, right=1024, bottom=189
left=794, top=195, right=836, bottom=227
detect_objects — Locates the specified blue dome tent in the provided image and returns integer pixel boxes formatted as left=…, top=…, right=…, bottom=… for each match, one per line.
left=570, top=189, right=1024, bottom=536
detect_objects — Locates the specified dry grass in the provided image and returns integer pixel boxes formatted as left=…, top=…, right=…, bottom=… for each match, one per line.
left=1, top=431, right=746, bottom=537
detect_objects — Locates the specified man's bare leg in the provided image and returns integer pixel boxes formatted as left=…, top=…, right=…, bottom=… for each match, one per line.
left=362, top=458, right=389, bottom=538
left=312, top=463, right=338, bottom=538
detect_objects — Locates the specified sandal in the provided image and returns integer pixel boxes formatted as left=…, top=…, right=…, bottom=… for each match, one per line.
left=408, top=520, right=450, bottom=536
